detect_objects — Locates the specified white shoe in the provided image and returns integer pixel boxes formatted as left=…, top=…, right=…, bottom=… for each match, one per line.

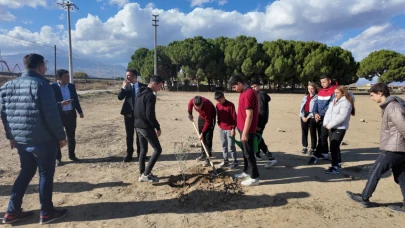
left=234, top=172, right=249, bottom=179
left=219, top=161, right=229, bottom=168
left=241, top=178, right=260, bottom=186
left=138, top=173, right=159, bottom=183
left=264, top=159, right=277, bottom=168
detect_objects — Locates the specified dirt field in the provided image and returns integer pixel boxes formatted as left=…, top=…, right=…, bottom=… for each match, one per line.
left=1, top=91, right=405, bottom=228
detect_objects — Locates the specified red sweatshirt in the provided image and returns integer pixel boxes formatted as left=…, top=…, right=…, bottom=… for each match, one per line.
left=188, top=97, right=216, bottom=133
left=216, top=100, right=237, bottom=130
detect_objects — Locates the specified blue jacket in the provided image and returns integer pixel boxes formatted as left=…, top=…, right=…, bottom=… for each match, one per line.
left=51, top=82, right=83, bottom=117
left=0, top=70, right=66, bottom=144
left=299, top=94, right=318, bottom=117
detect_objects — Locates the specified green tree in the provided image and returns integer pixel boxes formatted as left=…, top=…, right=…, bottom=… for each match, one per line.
left=73, top=71, right=89, bottom=79
left=128, top=48, right=149, bottom=73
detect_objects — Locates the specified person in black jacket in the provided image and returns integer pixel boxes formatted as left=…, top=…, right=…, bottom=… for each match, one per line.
left=51, top=69, right=84, bottom=166
left=134, top=75, right=164, bottom=183
left=251, top=81, right=277, bottom=168
left=118, top=69, right=147, bottom=162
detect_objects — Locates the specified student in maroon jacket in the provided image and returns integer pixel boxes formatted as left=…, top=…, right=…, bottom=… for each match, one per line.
left=188, top=96, right=216, bottom=166
left=229, top=75, right=260, bottom=186
left=214, top=91, right=239, bottom=169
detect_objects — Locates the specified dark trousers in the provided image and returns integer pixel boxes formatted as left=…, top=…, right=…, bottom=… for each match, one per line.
left=301, top=113, right=317, bottom=149
left=239, top=131, right=260, bottom=179
left=124, top=115, right=141, bottom=157
left=136, top=128, right=162, bottom=175
left=256, top=127, right=273, bottom=158
left=8, top=141, right=57, bottom=216
left=362, top=151, right=405, bottom=204
left=329, top=129, right=346, bottom=166
left=314, top=119, right=329, bottom=158
left=56, top=111, right=76, bottom=160
left=198, top=117, right=215, bottom=157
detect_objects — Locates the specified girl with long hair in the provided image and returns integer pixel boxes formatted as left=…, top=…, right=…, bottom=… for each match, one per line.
left=299, top=83, right=318, bottom=154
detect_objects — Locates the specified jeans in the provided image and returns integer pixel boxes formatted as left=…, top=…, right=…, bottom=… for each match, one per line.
left=329, top=129, right=346, bottom=166
left=198, top=117, right=215, bottom=157
left=124, top=115, right=141, bottom=157
left=362, top=151, right=405, bottom=204
left=136, top=128, right=162, bottom=175
left=239, top=131, right=260, bottom=179
left=300, top=113, right=317, bottom=149
left=8, top=141, right=58, bottom=216
left=314, top=119, right=329, bottom=158
left=56, top=111, right=76, bottom=160
left=218, top=128, right=237, bottom=162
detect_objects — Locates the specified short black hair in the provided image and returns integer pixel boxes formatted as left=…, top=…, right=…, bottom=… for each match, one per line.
left=369, top=83, right=390, bottom=97
left=150, top=75, right=164, bottom=84
left=56, top=69, right=69, bottom=78
left=214, top=91, right=224, bottom=100
left=320, top=74, right=331, bottom=80
left=250, top=80, right=261, bottom=86
left=23, top=53, right=45, bottom=70
left=126, top=69, right=138, bottom=76
left=193, top=96, right=203, bottom=106
left=228, top=75, right=244, bottom=86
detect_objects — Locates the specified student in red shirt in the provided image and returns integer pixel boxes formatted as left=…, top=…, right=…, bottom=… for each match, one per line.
left=188, top=96, right=216, bottom=166
left=214, top=91, right=239, bottom=169
left=228, top=75, right=260, bottom=186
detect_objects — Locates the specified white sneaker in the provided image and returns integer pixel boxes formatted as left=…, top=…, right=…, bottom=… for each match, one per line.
left=264, top=159, right=277, bottom=168
left=219, top=161, right=229, bottom=168
left=138, top=173, right=159, bottom=183
left=241, top=178, right=260, bottom=186
left=234, top=172, right=249, bottom=179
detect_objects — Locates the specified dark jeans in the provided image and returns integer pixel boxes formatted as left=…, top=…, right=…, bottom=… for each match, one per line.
left=256, top=127, right=273, bottom=158
left=301, top=113, right=317, bottom=149
left=362, top=151, right=405, bottom=204
left=198, top=117, right=215, bottom=157
left=8, top=141, right=58, bottom=216
left=314, top=119, right=329, bottom=158
left=124, top=115, right=141, bottom=157
left=239, top=131, right=260, bottom=179
left=329, top=129, right=346, bottom=166
left=136, top=128, right=162, bottom=175
left=56, top=111, right=76, bottom=160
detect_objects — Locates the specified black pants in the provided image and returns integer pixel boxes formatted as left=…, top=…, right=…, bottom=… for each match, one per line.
left=256, top=127, right=273, bottom=158
left=57, top=111, right=76, bottom=160
left=198, top=117, right=215, bottom=157
left=239, top=131, right=260, bottom=179
left=301, top=113, right=317, bottom=149
left=136, top=128, right=162, bottom=175
left=314, top=119, right=329, bottom=158
left=362, top=151, right=405, bottom=204
left=124, top=115, right=141, bottom=157
left=329, top=129, right=346, bottom=166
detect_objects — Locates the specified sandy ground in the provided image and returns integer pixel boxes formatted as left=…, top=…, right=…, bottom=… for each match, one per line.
left=1, top=91, right=405, bottom=228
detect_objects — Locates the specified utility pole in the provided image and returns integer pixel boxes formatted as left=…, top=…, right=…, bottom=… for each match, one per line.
left=54, top=45, right=57, bottom=78
left=152, top=14, right=159, bottom=75
left=58, top=0, right=78, bottom=83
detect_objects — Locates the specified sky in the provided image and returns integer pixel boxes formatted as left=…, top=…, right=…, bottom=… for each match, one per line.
left=0, top=0, right=405, bottom=76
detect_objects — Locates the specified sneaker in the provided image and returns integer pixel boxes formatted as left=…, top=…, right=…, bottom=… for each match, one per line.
left=319, top=153, right=329, bottom=160
left=254, top=153, right=262, bottom=161
left=55, top=159, right=62, bottom=167
left=309, top=149, right=316, bottom=155
left=325, top=166, right=340, bottom=174
left=123, top=156, right=133, bottom=162
left=219, top=161, right=229, bottom=168
left=203, top=160, right=210, bottom=167
left=39, top=209, right=67, bottom=225
left=308, top=156, right=318, bottom=165
left=69, top=157, right=80, bottom=162
left=388, top=205, right=405, bottom=214
left=241, top=178, right=260, bottom=186
left=195, top=155, right=206, bottom=161
left=264, top=159, right=277, bottom=168
left=229, top=161, right=239, bottom=169
left=346, top=191, right=370, bottom=208
left=301, top=148, right=308, bottom=154
left=337, top=163, right=342, bottom=170
left=138, top=173, right=159, bottom=183
left=234, top=172, right=250, bottom=179
left=2, top=210, right=34, bottom=224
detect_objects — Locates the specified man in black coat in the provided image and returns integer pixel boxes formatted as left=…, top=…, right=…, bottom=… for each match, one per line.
left=118, top=69, right=147, bottom=162
left=51, top=69, right=84, bottom=166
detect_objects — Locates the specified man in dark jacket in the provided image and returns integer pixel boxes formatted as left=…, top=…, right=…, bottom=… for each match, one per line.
left=251, top=81, right=277, bottom=168
left=134, top=75, right=164, bottom=183
left=1, top=53, right=68, bottom=224
left=347, top=83, right=405, bottom=214
left=118, top=69, right=147, bottom=162
left=51, top=69, right=84, bottom=166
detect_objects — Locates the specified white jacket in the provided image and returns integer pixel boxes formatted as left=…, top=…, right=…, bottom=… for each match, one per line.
left=323, top=96, right=352, bottom=130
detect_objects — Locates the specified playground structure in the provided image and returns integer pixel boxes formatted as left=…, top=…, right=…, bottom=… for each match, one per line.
left=0, top=60, right=21, bottom=73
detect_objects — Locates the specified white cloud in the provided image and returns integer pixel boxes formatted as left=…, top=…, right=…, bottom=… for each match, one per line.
left=59, top=13, right=64, bottom=20
left=21, top=19, right=33, bottom=24
left=218, top=0, right=227, bottom=6
left=341, top=24, right=405, bottom=61
left=0, top=0, right=47, bottom=8
left=109, top=0, right=128, bottom=7
left=0, top=7, right=16, bottom=21
left=190, top=0, right=228, bottom=7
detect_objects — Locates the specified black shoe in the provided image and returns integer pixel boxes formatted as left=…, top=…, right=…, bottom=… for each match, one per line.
left=69, top=157, right=80, bottom=162
left=325, top=166, right=340, bottom=174
left=39, top=209, right=67, bottom=225
left=2, top=210, right=34, bottom=224
left=319, top=153, right=329, bottom=160
left=388, top=205, right=405, bottom=214
left=309, top=149, right=316, bottom=155
left=123, top=156, right=133, bottom=162
left=346, top=191, right=370, bottom=208
left=301, top=148, right=308, bottom=154
left=308, top=156, right=318, bottom=165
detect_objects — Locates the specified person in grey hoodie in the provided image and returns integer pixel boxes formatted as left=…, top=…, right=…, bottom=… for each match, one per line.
left=347, top=83, right=405, bottom=214
left=323, top=86, right=355, bottom=174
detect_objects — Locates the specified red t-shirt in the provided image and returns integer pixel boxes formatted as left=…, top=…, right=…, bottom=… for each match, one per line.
left=237, top=87, right=258, bottom=133
left=187, top=97, right=216, bottom=133
left=216, top=100, right=237, bottom=130
left=304, top=95, right=313, bottom=112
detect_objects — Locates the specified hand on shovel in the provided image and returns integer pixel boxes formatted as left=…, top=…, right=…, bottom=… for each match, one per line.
left=199, top=133, right=203, bottom=141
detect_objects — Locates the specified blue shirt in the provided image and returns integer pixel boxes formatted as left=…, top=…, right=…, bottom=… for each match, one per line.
left=58, top=82, right=73, bottom=111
